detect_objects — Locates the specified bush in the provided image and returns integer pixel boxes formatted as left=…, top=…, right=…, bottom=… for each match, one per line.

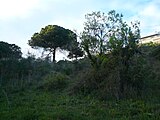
left=70, top=56, right=120, bottom=100
left=150, top=45, right=160, bottom=60
left=39, top=72, right=69, bottom=91
left=70, top=53, right=150, bottom=100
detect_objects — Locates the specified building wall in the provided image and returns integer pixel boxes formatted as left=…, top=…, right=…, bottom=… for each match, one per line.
left=140, top=34, right=160, bottom=44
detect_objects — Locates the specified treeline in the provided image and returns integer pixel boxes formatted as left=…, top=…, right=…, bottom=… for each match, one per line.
left=0, top=41, right=90, bottom=90
left=0, top=10, right=160, bottom=100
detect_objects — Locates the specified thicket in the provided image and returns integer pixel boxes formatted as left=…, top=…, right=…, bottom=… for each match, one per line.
left=0, top=11, right=160, bottom=101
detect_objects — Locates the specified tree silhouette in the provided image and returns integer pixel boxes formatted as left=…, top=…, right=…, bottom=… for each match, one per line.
left=28, top=25, right=76, bottom=62
left=0, top=41, right=22, bottom=60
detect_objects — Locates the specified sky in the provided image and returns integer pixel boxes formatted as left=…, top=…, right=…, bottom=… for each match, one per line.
left=0, top=0, right=160, bottom=60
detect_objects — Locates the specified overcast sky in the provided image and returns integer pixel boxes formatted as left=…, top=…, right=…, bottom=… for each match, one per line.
left=0, top=0, right=160, bottom=60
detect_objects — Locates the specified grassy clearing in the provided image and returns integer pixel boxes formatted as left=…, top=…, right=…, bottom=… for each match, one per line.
left=0, top=88, right=159, bottom=120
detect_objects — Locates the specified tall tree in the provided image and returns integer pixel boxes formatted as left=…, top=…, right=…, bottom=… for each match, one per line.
left=80, top=10, right=140, bottom=69
left=80, top=11, right=114, bottom=68
left=28, top=25, right=76, bottom=62
left=105, top=11, right=140, bottom=97
left=0, top=41, right=22, bottom=85
left=80, top=10, right=141, bottom=98
left=0, top=41, right=22, bottom=60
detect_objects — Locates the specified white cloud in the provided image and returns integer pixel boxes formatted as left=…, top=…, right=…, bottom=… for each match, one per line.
left=140, top=2, right=160, bottom=35
left=140, top=3, right=160, bottom=19
left=0, top=0, right=41, bottom=20
left=125, top=0, right=160, bottom=36
left=1, top=0, right=160, bottom=60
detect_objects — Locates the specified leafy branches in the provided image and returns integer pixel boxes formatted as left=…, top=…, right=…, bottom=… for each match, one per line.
left=78, top=10, right=143, bottom=99
left=28, top=25, right=78, bottom=62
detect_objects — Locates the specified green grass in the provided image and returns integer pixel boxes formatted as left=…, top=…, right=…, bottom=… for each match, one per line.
left=0, top=88, right=159, bottom=120
left=0, top=45, right=160, bottom=120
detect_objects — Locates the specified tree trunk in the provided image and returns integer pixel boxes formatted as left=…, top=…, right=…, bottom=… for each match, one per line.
left=52, top=48, right=56, bottom=62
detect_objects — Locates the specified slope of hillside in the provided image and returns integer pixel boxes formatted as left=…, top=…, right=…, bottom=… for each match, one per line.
left=0, top=45, right=160, bottom=120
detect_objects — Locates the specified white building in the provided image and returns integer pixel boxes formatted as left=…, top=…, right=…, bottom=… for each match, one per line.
left=140, top=33, right=160, bottom=44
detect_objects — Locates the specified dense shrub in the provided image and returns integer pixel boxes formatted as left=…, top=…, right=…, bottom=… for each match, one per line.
left=70, top=55, right=119, bottom=99
left=150, top=45, right=160, bottom=60
left=40, top=72, right=69, bottom=91
left=71, top=54, right=149, bottom=100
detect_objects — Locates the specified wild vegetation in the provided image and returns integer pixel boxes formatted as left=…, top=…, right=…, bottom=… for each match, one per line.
left=0, top=10, right=160, bottom=120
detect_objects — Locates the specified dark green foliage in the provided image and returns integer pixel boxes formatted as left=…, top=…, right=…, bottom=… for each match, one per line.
left=67, top=44, right=84, bottom=60
left=52, top=60, right=75, bottom=75
left=150, top=45, right=160, bottom=60
left=40, top=72, right=69, bottom=91
left=70, top=55, right=117, bottom=98
left=28, top=25, right=78, bottom=62
left=81, top=10, right=140, bottom=71
left=29, top=25, right=73, bottom=48
left=71, top=53, right=150, bottom=100
left=80, top=11, right=109, bottom=69
left=127, top=55, right=147, bottom=95
left=0, top=41, right=22, bottom=60
left=0, top=48, right=159, bottom=119
left=0, top=53, right=52, bottom=89
left=0, top=42, right=21, bottom=87
left=0, top=59, right=20, bottom=85
left=0, top=41, right=22, bottom=87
